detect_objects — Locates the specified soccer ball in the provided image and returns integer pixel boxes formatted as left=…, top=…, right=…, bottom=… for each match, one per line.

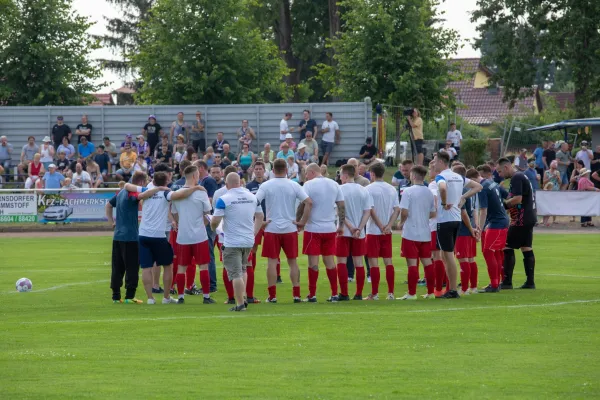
left=16, top=278, right=32, bottom=292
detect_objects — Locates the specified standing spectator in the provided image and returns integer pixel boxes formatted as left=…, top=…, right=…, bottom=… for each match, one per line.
left=41, top=163, right=64, bottom=193
left=120, top=134, right=137, bottom=153
left=515, top=148, right=528, bottom=172
left=142, top=115, right=163, bottom=155
left=591, top=144, right=600, bottom=189
left=298, top=110, right=317, bottom=141
left=55, top=151, right=70, bottom=174
left=358, top=137, right=378, bottom=164
left=136, top=135, right=150, bottom=159
left=24, top=153, right=44, bottom=189
left=576, top=141, right=594, bottom=170
left=39, top=136, right=55, bottom=170
left=555, top=141, right=572, bottom=190
left=0, top=136, right=14, bottom=180
left=170, top=112, right=188, bottom=144
left=72, top=162, right=92, bottom=190
left=533, top=141, right=546, bottom=178
left=541, top=160, right=560, bottom=227
left=220, top=143, right=236, bottom=168
left=155, top=135, right=173, bottom=166
left=357, top=164, right=370, bottom=181
left=277, top=142, right=295, bottom=160
left=577, top=169, right=598, bottom=227
left=524, top=158, right=540, bottom=191
left=51, top=116, right=72, bottom=148
left=211, top=132, right=229, bottom=154
left=391, top=164, right=404, bottom=187
left=237, top=120, right=256, bottom=151
left=237, top=143, right=255, bottom=174
left=347, top=158, right=370, bottom=187
left=78, top=136, right=95, bottom=159
left=75, top=114, right=93, bottom=144
left=299, top=131, right=319, bottom=163
left=407, top=109, right=424, bottom=166
left=213, top=153, right=225, bottom=169
left=282, top=133, right=297, bottom=151
left=18, top=136, right=39, bottom=181
left=320, top=112, right=339, bottom=166
left=57, top=136, right=76, bottom=160
left=542, top=140, right=556, bottom=170
left=86, top=159, right=104, bottom=190
left=279, top=112, right=295, bottom=142
left=446, top=122, right=463, bottom=157
left=102, top=137, right=118, bottom=170
left=116, top=143, right=137, bottom=181
left=173, top=135, right=187, bottom=165
left=204, top=146, right=216, bottom=167
left=94, top=145, right=111, bottom=183
left=191, top=111, right=206, bottom=153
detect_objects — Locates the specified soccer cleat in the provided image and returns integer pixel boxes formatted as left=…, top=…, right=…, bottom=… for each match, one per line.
left=519, top=282, right=536, bottom=289
left=210, top=288, right=218, bottom=293
left=478, top=285, right=499, bottom=293
left=501, top=282, right=514, bottom=290
left=229, top=304, right=247, bottom=312
left=417, top=278, right=427, bottom=287
left=266, top=297, right=277, bottom=303
left=469, top=288, right=479, bottom=294
left=327, top=295, right=339, bottom=302
left=364, top=294, right=379, bottom=301
left=367, top=276, right=372, bottom=283
left=436, top=290, right=460, bottom=299
left=147, top=299, right=156, bottom=305
left=337, top=294, right=350, bottom=301
left=225, top=298, right=236, bottom=305
left=162, top=297, right=177, bottom=304
left=348, top=277, right=354, bottom=283
left=170, top=288, right=177, bottom=295
left=352, top=294, right=363, bottom=301
left=185, top=288, right=202, bottom=295
left=386, top=293, right=395, bottom=300
left=398, top=294, right=417, bottom=300
left=177, top=298, right=185, bottom=304
left=293, top=297, right=303, bottom=303
left=203, top=297, right=216, bottom=304
left=151, top=287, right=164, bottom=294
left=276, top=276, right=283, bottom=284
left=112, top=299, right=123, bottom=304
left=304, top=296, right=317, bottom=303
left=246, top=297, right=261, bottom=304
left=421, top=293, right=436, bottom=299
left=458, top=289, right=471, bottom=296
left=124, top=298, right=143, bottom=304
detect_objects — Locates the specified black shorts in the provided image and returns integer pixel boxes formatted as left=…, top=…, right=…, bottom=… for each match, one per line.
left=414, top=139, right=424, bottom=154
left=192, top=139, right=206, bottom=153
left=436, top=221, right=460, bottom=252
left=506, top=225, right=534, bottom=249
left=139, top=236, right=173, bottom=268
left=112, top=240, right=139, bottom=272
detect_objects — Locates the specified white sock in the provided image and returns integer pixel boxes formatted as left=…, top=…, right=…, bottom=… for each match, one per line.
left=203, top=294, right=210, bottom=299
left=178, top=294, right=184, bottom=299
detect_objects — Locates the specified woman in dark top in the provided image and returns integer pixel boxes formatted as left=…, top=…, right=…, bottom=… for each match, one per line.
left=142, top=115, right=163, bottom=155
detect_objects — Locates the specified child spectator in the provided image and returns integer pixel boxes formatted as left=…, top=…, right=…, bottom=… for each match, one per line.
left=62, top=177, right=78, bottom=191
left=286, top=155, right=299, bottom=182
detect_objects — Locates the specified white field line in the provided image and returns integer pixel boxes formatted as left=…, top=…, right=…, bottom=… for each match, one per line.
left=15, top=299, right=600, bottom=325
left=2, top=279, right=109, bottom=295
left=538, top=273, right=600, bottom=279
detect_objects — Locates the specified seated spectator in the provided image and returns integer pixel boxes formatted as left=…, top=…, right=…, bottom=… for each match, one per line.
left=391, top=164, right=404, bottom=187
left=221, top=143, right=236, bottom=168
left=72, top=162, right=91, bottom=190
left=102, top=136, right=118, bottom=170
left=204, top=146, right=216, bottom=167
left=260, top=142, right=276, bottom=166
left=441, top=140, right=457, bottom=161
left=182, top=146, right=196, bottom=163
left=237, top=120, right=256, bottom=151
left=86, top=159, right=104, bottom=190
left=18, top=136, right=39, bottom=181
left=116, top=143, right=137, bottom=181
left=524, top=158, right=540, bottom=191
left=0, top=165, right=4, bottom=188
left=78, top=136, right=95, bottom=159
left=213, top=153, right=224, bottom=169
left=592, top=145, right=600, bottom=189
left=299, top=131, right=319, bottom=164
left=281, top=133, right=296, bottom=151
left=137, top=135, right=151, bottom=159
left=57, top=136, right=76, bottom=160
left=295, top=143, right=310, bottom=169
left=40, top=137, right=55, bottom=169
left=569, top=160, right=585, bottom=190
left=237, top=143, right=255, bottom=173
left=212, top=131, right=229, bottom=153
left=55, top=151, right=70, bottom=174
left=286, top=155, right=299, bottom=182
left=173, top=134, right=187, bottom=164
left=62, top=177, right=78, bottom=191
left=277, top=142, right=295, bottom=160
left=576, top=141, right=593, bottom=170
left=358, top=137, right=378, bottom=164
left=0, top=136, right=13, bottom=181
left=578, top=168, right=599, bottom=227
left=347, top=158, right=370, bottom=187
left=94, top=145, right=111, bottom=183
left=120, top=134, right=137, bottom=153
left=25, top=153, right=44, bottom=189
left=143, top=115, right=163, bottom=155
left=155, top=136, right=173, bottom=166
left=515, top=148, right=528, bottom=172
left=134, top=157, right=148, bottom=173
left=358, top=163, right=371, bottom=181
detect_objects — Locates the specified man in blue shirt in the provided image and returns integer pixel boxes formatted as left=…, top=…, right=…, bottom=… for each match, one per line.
left=533, top=141, right=545, bottom=178
left=41, top=164, right=64, bottom=194
left=78, top=136, right=95, bottom=158
left=298, top=110, right=317, bottom=141
left=524, top=158, right=540, bottom=192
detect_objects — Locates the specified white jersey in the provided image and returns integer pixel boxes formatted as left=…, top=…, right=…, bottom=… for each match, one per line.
left=256, top=177, right=308, bottom=234
left=428, top=181, right=438, bottom=232
left=366, top=181, right=399, bottom=235
left=213, top=186, right=228, bottom=208
left=321, top=120, right=339, bottom=143
left=303, top=177, right=344, bottom=233
left=446, top=129, right=463, bottom=147
left=279, top=119, right=289, bottom=141
left=139, top=183, right=173, bottom=238
left=400, top=185, right=435, bottom=242
left=172, top=189, right=212, bottom=245
left=435, top=168, right=469, bottom=223
left=214, top=187, right=263, bottom=248
left=340, top=182, right=372, bottom=238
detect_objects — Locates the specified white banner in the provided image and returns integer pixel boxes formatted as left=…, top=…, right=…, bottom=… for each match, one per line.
left=0, top=193, right=38, bottom=223
left=536, top=191, right=600, bottom=216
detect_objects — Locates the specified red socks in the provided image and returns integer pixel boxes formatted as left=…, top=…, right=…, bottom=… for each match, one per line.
left=268, top=285, right=276, bottom=300
left=223, top=268, right=234, bottom=300
left=407, top=266, right=419, bottom=296
left=434, top=259, right=446, bottom=292
left=483, top=249, right=499, bottom=288
left=355, top=266, right=365, bottom=296
left=308, top=268, right=319, bottom=297
left=337, top=263, right=348, bottom=296
left=246, top=266, right=255, bottom=298
left=186, top=264, right=196, bottom=290
left=469, top=262, right=478, bottom=289
left=200, top=269, right=210, bottom=295
left=385, top=265, right=394, bottom=294
left=459, top=262, right=471, bottom=292
left=370, top=267, right=380, bottom=295
left=326, top=268, right=338, bottom=296
left=424, top=264, right=435, bottom=294
left=293, top=285, right=301, bottom=298
left=176, top=273, right=185, bottom=295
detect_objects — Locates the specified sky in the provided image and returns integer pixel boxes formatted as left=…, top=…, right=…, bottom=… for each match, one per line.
left=74, top=0, right=481, bottom=93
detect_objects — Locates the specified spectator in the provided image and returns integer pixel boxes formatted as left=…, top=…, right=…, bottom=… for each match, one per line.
left=295, top=143, right=310, bottom=167
left=141, top=115, right=162, bottom=156
left=221, top=143, right=235, bottom=168
left=446, top=122, right=462, bottom=156
left=260, top=143, right=275, bottom=167
left=542, top=140, right=556, bottom=170
left=320, top=112, right=340, bottom=166
left=155, top=136, right=173, bottom=166
left=51, top=116, right=72, bottom=148
left=286, top=155, right=299, bottom=182
left=281, top=133, right=296, bottom=151
left=524, top=158, right=540, bottom=191
left=184, top=146, right=196, bottom=162
left=72, top=162, right=91, bottom=190
left=86, top=159, right=104, bottom=190
left=120, top=134, right=137, bottom=153
left=94, top=145, right=111, bottom=182
left=533, top=140, right=546, bottom=177
left=213, top=153, right=224, bottom=169
left=592, top=144, right=600, bottom=189
left=116, top=143, right=137, bottom=181
left=204, top=146, right=216, bottom=167
left=134, top=157, right=148, bottom=173
left=575, top=140, right=594, bottom=170
left=211, top=164, right=224, bottom=188
left=441, top=139, right=457, bottom=161
left=578, top=168, right=599, bottom=227
left=190, top=111, right=206, bottom=153
left=237, top=143, right=255, bottom=173
left=41, top=164, right=64, bottom=192
left=298, top=109, right=317, bottom=141
left=211, top=132, right=229, bottom=154
left=0, top=165, right=5, bottom=188
left=78, top=136, right=95, bottom=159
left=136, top=135, right=150, bottom=159
left=543, top=160, right=561, bottom=194
left=169, top=112, right=188, bottom=144
left=25, top=153, right=44, bottom=189
left=57, top=136, right=76, bottom=160
left=62, top=177, right=78, bottom=191
left=556, top=141, right=572, bottom=190
left=173, top=134, right=187, bottom=165
left=299, top=131, right=319, bottom=163
left=407, top=108, right=424, bottom=166
left=488, top=160, right=504, bottom=184
left=237, top=119, right=256, bottom=151
left=18, top=136, right=39, bottom=181
left=277, top=142, right=295, bottom=160
left=69, top=155, right=87, bottom=173
left=40, top=136, right=55, bottom=170
left=357, top=164, right=370, bottom=182
left=55, top=151, right=70, bottom=173
left=347, top=158, right=370, bottom=187
left=515, top=148, right=528, bottom=172
left=568, top=160, right=585, bottom=190
left=320, top=164, right=329, bottom=178
left=102, top=137, right=118, bottom=170
left=0, top=136, right=14, bottom=179
left=358, top=137, right=378, bottom=164
left=279, top=112, right=294, bottom=142
left=391, top=164, right=404, bottom=187
left=75, top=114, right=93, bottom=144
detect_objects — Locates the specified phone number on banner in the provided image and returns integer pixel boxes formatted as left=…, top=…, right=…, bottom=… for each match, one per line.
left=0, top=215, right=38, bottom=223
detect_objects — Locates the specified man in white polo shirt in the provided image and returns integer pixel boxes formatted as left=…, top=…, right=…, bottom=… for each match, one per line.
left=434, top=151, right=482, bottom=299
left=320, top=112, right=340, bottom=166
left=300, top=163, right=345, bottom=302
left=256, top=158, right=313, bottom=303
left=280, top=112, right=295, bottom=142
left=211, top=172, right=264, bottom=312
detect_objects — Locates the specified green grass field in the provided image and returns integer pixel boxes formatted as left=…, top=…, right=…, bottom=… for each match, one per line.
left=1, top=233, right=600, bottom=399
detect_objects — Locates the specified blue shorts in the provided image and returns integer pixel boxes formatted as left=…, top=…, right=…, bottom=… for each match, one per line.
left=139, top=236, right=174, bottom=268
left=320, top=140, right=334, bottom=154
left=560, top=171, right=569, bottom=185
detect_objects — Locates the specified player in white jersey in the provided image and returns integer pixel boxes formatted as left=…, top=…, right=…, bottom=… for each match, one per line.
left=256, top=159, right=313, bottom=303
left=365, top=162, right=400, bottom=300
left=336, top=164, right=372, bottom=301
left=171, top=165, right=214, bottom=304
left=211, top=172, right=264, bottom=312
left=434, top=151, right=482, bottom=299
left=427, top=160, right=445, bottom=298
left=149, top=163, right=174, bottom=295
left=300, top=163, right=345, bottom=302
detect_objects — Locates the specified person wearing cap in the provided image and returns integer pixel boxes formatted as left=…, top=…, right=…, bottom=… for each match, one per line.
left=515, top=148, right=529, bottom=172
left=576, top=141, right=594, bottom=170
left=18, top=136, right=39, bottom=181
left=41, top=163, right=64, bottom=194
left=295, top=143, right=310, bottom=183
left=191, top=112, right=206, bottom=153
left=280, top=112, right=295, bottom=142
left=51, top=116, right=72, bottom=148
left=94, top=144, right=111, bottom=183
left=358, top=137, right=378, bottom=165
left=577, top=168, right=599, bottom=227
left=155, top=135, right=173, bottom=166
left=40, top=136, right=55, bottom=170
left=120, top=134, right=138, bottom=154
left=78, top=135, right=95, bottom=159
left=276, top=141, right=295, bottom=160
left=281, top=133, right=296, bottom=151
left=75, top=114, right=93, bottom=144
left=137, top=135, right=150, bottom=159
left=299, top=131, right=319, bottom=164
left=142, top=115, right=163, bottom=155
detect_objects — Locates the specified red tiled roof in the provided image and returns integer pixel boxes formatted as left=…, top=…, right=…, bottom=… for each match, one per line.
left=90, top=93, right=114, bottom=106
left=546, top=92, right=575, bottom=110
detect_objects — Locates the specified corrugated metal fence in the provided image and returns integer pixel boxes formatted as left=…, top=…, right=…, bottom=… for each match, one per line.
left=0, top=101, right=371, bottom=162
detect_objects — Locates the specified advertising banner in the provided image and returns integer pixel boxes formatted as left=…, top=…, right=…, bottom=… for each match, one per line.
left=0, top=194, right=38, bottom=223
left=37, top=191, right=117, bottom=223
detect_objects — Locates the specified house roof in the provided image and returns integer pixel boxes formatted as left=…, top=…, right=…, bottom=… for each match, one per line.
left=114, top=86, right=136, bottom=94
left=546, top=92, right=575, bottom=110
left=90, top=93, right=114, bottom=106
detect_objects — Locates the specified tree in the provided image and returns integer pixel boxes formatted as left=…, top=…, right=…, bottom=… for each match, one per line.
left=0, top=0, right=103, bottom=106
left=132, top=0, right=289, bottom=105
left=316, top=0, right=460, bottom=117
left=472, top=0, right=600, bottom=117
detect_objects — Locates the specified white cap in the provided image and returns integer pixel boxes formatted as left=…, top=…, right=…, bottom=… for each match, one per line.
left=298, top=143, right=306, bottom=150
left=285, top=133, right=293, bottom=139
left=43, top=136, right=51, bottom=142
left=48, top=163, right=56, bottom=168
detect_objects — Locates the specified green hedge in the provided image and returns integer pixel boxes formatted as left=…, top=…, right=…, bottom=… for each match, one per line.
left=460, top=139, right=488, bottom=167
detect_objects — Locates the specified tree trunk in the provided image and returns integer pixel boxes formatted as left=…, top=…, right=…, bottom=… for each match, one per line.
left=278, top=0, right=300, bottom=102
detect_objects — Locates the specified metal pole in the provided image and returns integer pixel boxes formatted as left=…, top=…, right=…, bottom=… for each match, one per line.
left=500, top=118, right=509, bottom=155
left=504, top=119, right=516, bottom=156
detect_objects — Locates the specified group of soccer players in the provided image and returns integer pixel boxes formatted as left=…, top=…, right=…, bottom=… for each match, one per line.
left=107, top=150, right=537, bottom=309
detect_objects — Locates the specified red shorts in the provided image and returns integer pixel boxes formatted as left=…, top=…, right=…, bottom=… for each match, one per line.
left=169, top=230, right=179, bottom=260
left=261, top=231, right=298, bottom=259
left=335, top=236, right=367, bottom=257
left=455, top=236, right=476, bottom=259
left=401, top=238, right=432, bottom=259
left=366, top=234, right=393, bottom=259
left=482, top=228, right=508, bottom=251
left=302, top=231, right=336, bottom=256
left=177, top=240, right=210, bottom=266
left=254, top=228, right=265, bottom=246
left=430, top=231, right=437, bottom=252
